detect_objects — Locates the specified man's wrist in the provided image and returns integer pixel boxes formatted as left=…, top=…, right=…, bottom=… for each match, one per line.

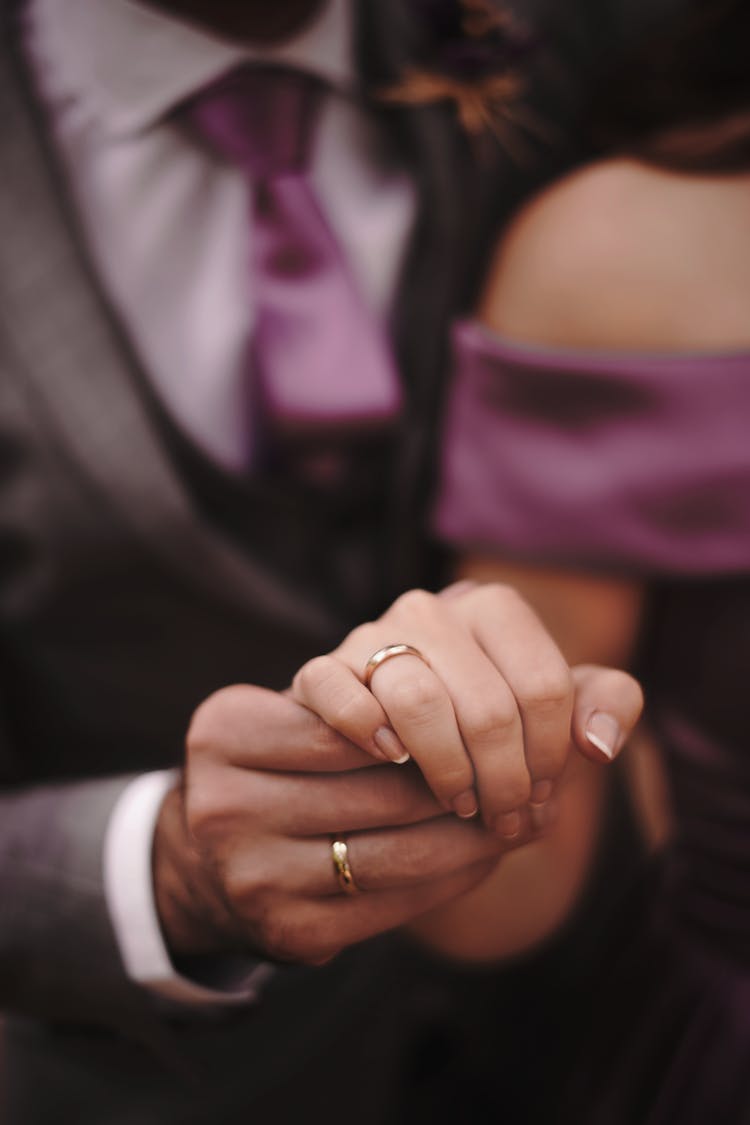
left=105, top=771, right=273, bottom=1006
left=152, top=782, right=239, bottom=957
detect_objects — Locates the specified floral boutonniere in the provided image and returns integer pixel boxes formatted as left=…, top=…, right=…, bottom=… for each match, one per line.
left=383, top=0, right=542, bottom=155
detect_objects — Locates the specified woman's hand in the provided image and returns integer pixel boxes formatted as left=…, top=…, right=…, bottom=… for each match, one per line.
left=291, top=582, right=643, bottom=838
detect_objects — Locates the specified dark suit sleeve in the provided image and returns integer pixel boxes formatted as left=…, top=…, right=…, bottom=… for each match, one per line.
left=0, top=766, right=173, bottom=1027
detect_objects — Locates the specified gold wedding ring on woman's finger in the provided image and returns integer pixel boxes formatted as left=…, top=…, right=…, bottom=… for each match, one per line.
left=331, top=838, right=360, bottom=895
left=363, top=644, right=429, bottom=689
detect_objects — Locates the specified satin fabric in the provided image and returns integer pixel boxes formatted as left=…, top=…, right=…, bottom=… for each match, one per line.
left=433, top=322, right=750, bottom=1123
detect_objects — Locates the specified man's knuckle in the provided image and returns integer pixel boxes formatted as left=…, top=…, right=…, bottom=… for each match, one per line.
left=221, top=864, right=252, bottom=913
left=384, top=832, right=432, bottom=880
left=186, top=685, right=254, bottom=760
left=279, top=921, right=334, bottom=964
left=298, top=929, right=342, bottom=965
left=233, top=860, right=278, bottom=909
left=185, top=696, right=222, bottom=758
left=254, top=910, right=300, bottom=962
left=185, top=798, right=220, bottom=843
left=185, top=779, right=228, bottom=840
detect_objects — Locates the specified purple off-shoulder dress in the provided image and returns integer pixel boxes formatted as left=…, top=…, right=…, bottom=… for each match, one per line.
left=433, top=322, right=750, bottom=1124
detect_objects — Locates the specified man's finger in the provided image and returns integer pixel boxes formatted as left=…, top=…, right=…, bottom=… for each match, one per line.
left=227, top=817, right=505, bottom=898
left=261, top=861, right=498, bottom=963
left=190, top=760, right=442, bottom=836
left=188, top=684, right=375, bottom=771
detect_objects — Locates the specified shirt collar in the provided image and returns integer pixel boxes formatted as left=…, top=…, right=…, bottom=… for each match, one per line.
left=25, top=0, right=355, bottom=137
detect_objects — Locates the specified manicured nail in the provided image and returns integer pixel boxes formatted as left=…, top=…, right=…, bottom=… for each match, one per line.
left=452, top=788, right=479, bottom=819
left=530, top=798, right=558, bottom=833
left=494, top=811, right=522, bottom=839
left=585, top=712, right=622, bottom=761
left=530, top=780, right=553, bottom=805
left=373, top=726, right=410, bottom=765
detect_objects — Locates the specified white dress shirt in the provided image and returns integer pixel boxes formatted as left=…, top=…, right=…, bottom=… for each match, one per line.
left=24, top=0, right=416, bottom=1004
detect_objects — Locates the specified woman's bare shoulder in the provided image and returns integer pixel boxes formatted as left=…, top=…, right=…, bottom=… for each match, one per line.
left=481, top=157, right=750, bottom=353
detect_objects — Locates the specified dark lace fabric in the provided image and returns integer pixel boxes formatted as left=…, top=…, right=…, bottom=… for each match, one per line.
left=432, top=322, right=750, bottom=1124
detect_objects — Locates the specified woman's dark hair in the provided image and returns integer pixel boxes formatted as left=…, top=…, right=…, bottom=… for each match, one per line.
left=588, top=0, right=750, bottom=172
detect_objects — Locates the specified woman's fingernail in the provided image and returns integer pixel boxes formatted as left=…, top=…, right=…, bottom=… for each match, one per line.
left=373, top=726, right=410, bottom=765
left=494, top=811, right=522, bottom=839
left=530, top=780, right=553, bottom=805
left=452, top=788, right=479, bottom=819
left=585, top=712, right=622, bottom=761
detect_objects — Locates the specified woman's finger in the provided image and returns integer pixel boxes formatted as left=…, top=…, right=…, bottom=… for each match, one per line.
left=293, top=635, right=481, bottom=817
left=365, top=653, right=478, bottom=817
left=333, top=590, right=538, bottom=828
left=291, top=655, right=410, bottom=764
left=570, top=664, right=644, bottom=763
left=405, top=631, right=531, bottom=833
left=455, top=585, right=575, bottom=787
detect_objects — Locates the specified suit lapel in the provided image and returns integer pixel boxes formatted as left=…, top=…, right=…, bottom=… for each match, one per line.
left=0, top=6, right=332, bottom=635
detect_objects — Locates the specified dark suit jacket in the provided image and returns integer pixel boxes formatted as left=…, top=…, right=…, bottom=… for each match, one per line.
left=0, top=1, right=654, bottom=1121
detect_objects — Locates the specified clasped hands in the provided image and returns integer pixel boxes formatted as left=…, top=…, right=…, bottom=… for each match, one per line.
left=154, top=583, right=642, bottom=966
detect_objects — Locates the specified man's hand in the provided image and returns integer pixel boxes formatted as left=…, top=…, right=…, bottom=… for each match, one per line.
left=154, top=687, right=512, bottom=964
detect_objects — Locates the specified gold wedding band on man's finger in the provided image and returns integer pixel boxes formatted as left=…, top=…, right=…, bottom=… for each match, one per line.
left=330, top=838, right=360, bottom=894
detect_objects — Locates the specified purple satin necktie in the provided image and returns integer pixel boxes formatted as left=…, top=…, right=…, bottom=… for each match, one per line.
left=185, top=65, right=402, bottom=462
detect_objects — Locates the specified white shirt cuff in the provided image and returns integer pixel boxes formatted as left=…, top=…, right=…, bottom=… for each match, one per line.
left=103, top=769, right=273, bottom=1006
